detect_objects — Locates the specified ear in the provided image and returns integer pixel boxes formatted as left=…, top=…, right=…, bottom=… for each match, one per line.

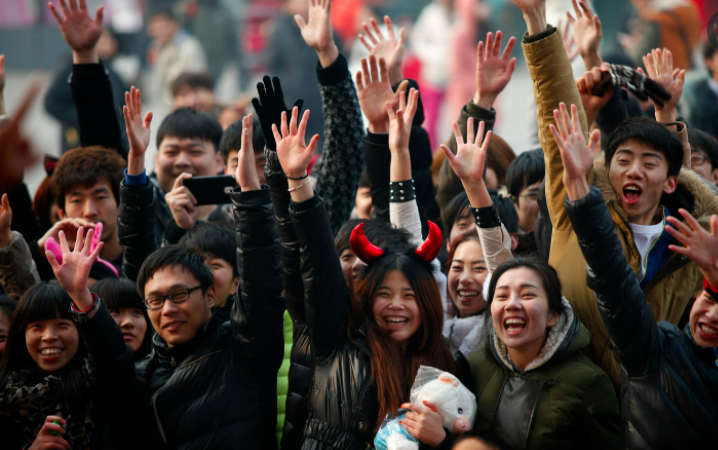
left=205, top=285, right=218, bottom=309
left=547, top=309, right=560, bottom=328
left=663, top=175, right=678, bottom=195
left=510, top=234, right=518, bottom=252
left=446, top=240, right=451, bottom=254
left=58, top=208, right=67, bottom=219
left=215, top=150, right=225, bottom=173
left=711, top=168, right=718, bottom=186
left=230, top=276, right=239, bottom=296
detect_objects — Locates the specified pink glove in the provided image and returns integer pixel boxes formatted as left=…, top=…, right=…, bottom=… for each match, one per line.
left=45, top=222, right=119, bottom=277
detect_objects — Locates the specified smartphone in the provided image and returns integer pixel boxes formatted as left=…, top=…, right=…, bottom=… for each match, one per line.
left=181, top=175, right=236, bottom=206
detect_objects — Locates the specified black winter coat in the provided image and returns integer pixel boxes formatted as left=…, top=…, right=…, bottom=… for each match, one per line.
left=566, top=186, right=718, bottom=449
left=117, top=179, right=157, bottom=282
left=291, top=195, right=468, bottom=450
left=135, top=187, right=285, bottom=449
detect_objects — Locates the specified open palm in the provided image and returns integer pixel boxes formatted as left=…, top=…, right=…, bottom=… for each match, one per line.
left=667, top=211, right=718, bottom=271
left=549, top=103, right=599, bottom=182
left=642, top=48, right=684, bottom=118
left=236, top=114, right=261, bottom=191
left=49, top=0, right=104, bottom=53
left=476, top=31, right=516, bottom=103
left=567, top=0, right=601, bottom=58
left=441, top=118, right=492, bottom=184
left=48, top=227, right=103, bottom=297
left=359, top=17, right=406, bottom=83
left=123, top=87, right=153, bottom=157
left=295, top=0, right=334, bottom=52
left=274, top=108, right=319, bottom=179
left=357, top=56, right=407, bottom=127
left=387, top=88, right=418, bottom=153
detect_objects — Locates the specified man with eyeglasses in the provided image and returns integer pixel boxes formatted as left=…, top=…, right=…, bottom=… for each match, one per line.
left=688, top=128, right=718, bottom=187
left=505, top=149, right=545, bottom=255
left=132, top=185, right=284, bottom=449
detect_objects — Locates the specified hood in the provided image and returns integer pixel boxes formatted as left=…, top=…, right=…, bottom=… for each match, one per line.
left=592, top=154, right=718, bottom=228
left=488, top=297, right=586, bottom=373
left=443, top=311, right=492, bottom=356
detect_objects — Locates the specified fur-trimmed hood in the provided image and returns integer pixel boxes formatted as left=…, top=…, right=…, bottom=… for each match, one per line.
left=591, top=154, right=718, bottom=227
left=488, top=297, right=586, bottom=373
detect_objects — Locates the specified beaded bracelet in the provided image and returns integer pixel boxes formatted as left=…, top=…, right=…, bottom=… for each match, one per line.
left=389, top=179, right=416, bottom=202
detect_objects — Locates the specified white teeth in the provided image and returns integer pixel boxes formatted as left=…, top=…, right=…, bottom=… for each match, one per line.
left=385, top=317, right=408, bottom=323
left=40, top=348, right=62, bottom=356
left=700, top=324, right=718, bottom=336
left=505, top=318, right=526, bottom=325
left=459, top=290, right=479, bottom=297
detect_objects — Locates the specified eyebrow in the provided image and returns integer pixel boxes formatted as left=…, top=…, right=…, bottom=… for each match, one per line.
left=496, top=283, right=539, bottom=290
left=69, top=186, right=110, bottom=197
left=452, top=259, right=486, bottom=264
left=616, top=149, right=663, bottom=160
left=163, top=142, right=206, bottom=150
left=147, top=284, right=190, bottom=297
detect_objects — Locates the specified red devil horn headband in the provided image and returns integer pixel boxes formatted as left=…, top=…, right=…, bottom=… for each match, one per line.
left=349, top=221, right=444, bottom=265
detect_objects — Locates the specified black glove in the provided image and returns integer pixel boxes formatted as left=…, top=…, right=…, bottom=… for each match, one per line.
left=252, top=76, right=304, bottom=151
left=591, top=65, right=671, bottom=107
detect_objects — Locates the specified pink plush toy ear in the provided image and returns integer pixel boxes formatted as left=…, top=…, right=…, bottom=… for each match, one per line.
left=45, top=237, right=63, bottom=265
left=89, top=223, right=119, bottom=278
left=438, top=375, right=458, bottom=387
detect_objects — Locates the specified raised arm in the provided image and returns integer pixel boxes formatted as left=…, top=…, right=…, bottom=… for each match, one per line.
left=276, top=108, right=349, bottom=359
left=566, top=0, right=602, bottom=71
left=436, top=31, right=515, bottom=212
left=230, top=115, right=285, bottom=376
left=0, top=195, right=40, bottom=294
left=554, top=103, right=663, bottom=375
left=297, top=0, right=366, bottom=233
left=118, top=87, right=156, bottom=281
left=50, top=0, right=125, bottom=156
left=359, top=16, right=406, bottom=86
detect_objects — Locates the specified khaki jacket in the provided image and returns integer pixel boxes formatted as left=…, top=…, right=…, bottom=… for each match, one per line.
left=528, top=28, right=718, bottom=386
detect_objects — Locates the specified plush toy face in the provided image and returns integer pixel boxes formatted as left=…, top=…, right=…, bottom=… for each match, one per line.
left=414, top=372, right=476, bottom=435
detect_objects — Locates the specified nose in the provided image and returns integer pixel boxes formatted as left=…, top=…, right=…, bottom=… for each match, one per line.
left=175, top=151, right=191, bottom=168
left=160, top=298, right=181, bottom=316
left=83, top=199, right=98, bottom=220
left=505, top=292, right=522, bottom=310
left=120, top=315, right=135, bottom=330
left=453, top=417, right=471, bottom=435
left=625, top=160, right=644, bottom=179
left=42, top=326, right=59, bottom=341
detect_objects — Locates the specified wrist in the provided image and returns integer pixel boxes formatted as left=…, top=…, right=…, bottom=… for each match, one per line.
left=368, top=121, right=390, bottom=134
left=581, top=52, right=603, bottom=72
left=523, top=7, right=547, bottom=36
left=0, top=230, right=12, bottom=248
left=70, top=289, right=94, bottom=312
left=127, top=152, right=146, bottom=176
left=73, top=48, right=99, bottom=65
left=240, top=182, right=262, bottom=191
left=388, top=66, right=403, bottom=87
left=564, top=175, right=590, bottom=201
left=316, top=44, right=339, bottom=69
left=655, top=110, right=677, bottom=124
left=474, top=93, right=496, bottom=110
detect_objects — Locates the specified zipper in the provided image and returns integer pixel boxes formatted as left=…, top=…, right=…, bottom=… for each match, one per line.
left=171, top=357, right=176, bottom=367
left=175, top=349, right=223, bottom=372
left=153, top=388, right=169, bottom=447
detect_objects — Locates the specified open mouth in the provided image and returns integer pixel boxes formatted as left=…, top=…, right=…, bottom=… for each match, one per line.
left=39, top=348, right=64, bottom=360
left=622, top=185, right=642, bottom=205
left=384, top=316, right=409, bottom=328
left=699, top=323, right=718, bottom=337
left=504, top=317, right=526, bottom=336
left=458, top=290, right=479, bottom=303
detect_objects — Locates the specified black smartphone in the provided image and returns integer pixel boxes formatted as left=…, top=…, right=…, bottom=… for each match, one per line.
left=181, top=175, right=236, bottom=205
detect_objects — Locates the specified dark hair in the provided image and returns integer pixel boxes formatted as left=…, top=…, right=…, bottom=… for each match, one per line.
left=704, top=41, right=717, bottom=76
left=506, top=149, right=545, bottom=202
left=170, top=72, right=215, bottom=97
left=219, top=116, right=265, bottom=165
left=0, top=282, right=88, bottom=417
left=355, top=254, right=456, bottom=431
left=489, top=190, right=519, bottom=234
left=179, top=221, right=239, bottom=277
left=688, top=128, right=718, bottom=169
left=157, top=107, right=223, bottom=153
left=445, top=229, right=481, bottom=317
left=89, top=278, right=152, bottom=359
left=33, top=176, right=57, bottom=231
left=486, top=134, right=516, bottom=185
left=441, top=191, right=471, bottom=240
left=0, top=294, right=18, bottom=319
left=148, top=1, right=175, bottom=20
left=335, top=219, right=413, bottom=257
left=136, top=245, right=215, bottom=298
left=487, top=257, right=566, bottom=317
left=51, top=146, right=126, bottom=211
left=605, top=117, right=683, bottom=177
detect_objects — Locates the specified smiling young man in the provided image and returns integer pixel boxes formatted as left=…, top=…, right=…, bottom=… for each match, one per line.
left=513, top=0, right=718, bottom=387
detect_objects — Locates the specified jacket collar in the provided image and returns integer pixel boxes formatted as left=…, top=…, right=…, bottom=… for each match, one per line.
left=152, top=313, right=223, bottom=365
left=683, top=324, right=718, bottom=368
left=488, top=297, right=582, bottom=373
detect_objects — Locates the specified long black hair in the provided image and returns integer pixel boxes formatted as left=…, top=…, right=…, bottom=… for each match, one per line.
left=90, top=278, right=152, bottom=360
left=0, top=281, right=89, bottom=416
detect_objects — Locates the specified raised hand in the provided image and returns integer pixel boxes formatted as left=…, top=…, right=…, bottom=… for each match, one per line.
left=274, top=107, right=319, bottom=180
left=575, top=66, right=613, bottom=126
left=549, top=103, right=600, bottom=200
left=252, top=76, right=304, bottom=151
left=387, top=88, right=419, bottom=155
left=295, top=0, right=338, bottom=67
left=474, top=31, right=516, bottom=109
left=359, top=16, right=406, bottom=86
left=123, top=86, right=153, bottom=175
left=49, top=0, right=104, bottom=64
left=559, top=18, right=579, bottom=62
left=356, top=55, right=408, bottom=134
left=0, top=83, right=39, bottom=191
left=165, top=173, right=200, bottom=230
left=441, top=117, right=493, bottom=187
left=641, top=48, right=685, bottom=123
left=0, top=194, right=12, bottom=248
left=236, top=114, right=261, bottom=191
left=566, top=0, right=602, bottom=70
left=47, top=226, right=102, bottom=309
left=666, top=210, right=718, bottom=272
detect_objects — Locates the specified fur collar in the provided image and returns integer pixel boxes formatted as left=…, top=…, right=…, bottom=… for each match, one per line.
left=443, top=311, right=492, bottom=356
left=490, top=297, right=576, bottom=373
left=592, top=154, right=718, bottom=226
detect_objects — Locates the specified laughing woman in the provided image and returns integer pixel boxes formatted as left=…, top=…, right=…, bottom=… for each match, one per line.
left=467, top=257, right=623, bottom=449
left=0, top=228, right=135, bottom=449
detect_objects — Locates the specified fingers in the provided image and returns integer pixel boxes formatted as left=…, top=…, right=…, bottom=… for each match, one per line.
left=82, top=226, right=94, bottom=256
left=676, top=69, right=686, bottom=88
left=88, top=233, right=103, bottom=262
left=361, top=57, right=371, bottom=86
left=271, top=124, right=282, bottom=146
left=666, top=214, right=696, bottom=238
left=370, top=18, right=384, bottom=41
left=440, top=144, right=457, bottom=166
left=422, top=400, right=440, bottom=413
left=58, top=0, right=71, bottom=17
left=124, top=91, right=134, bottom=121
left=378, top=57, right=389, bottom=83
left=281, top=110, right=289, bottom=138
left=475, top=120, right=486, bottom=147
left=570, top=104, right=580, bottom=135
left=452, top=121, right=465, bottom=145
left=362, top=22, right=379, bottom=45
left=46, top=249, right=60, bottom=271
left=384, top=16, right=395, bottom=38
left=172, top=172, right=192, bottom=190
left=143, top=111, right=153, bottom=129
left=94, top=4, right=103, bottom=25
left=493, top=31, right=502, bottom=58
left=290, top=106, right=299, bottom=136
left=466, top=117, right=475, bottom=145
left=1, top=193, right=10, bottom=212
left=588, top=128, right=601, bottom=154
left=306, top=134, right=319, bottom=154
left=49, top=1, right=64, bottom=24
left=476, top=40, right=485, bottom=62
left=485, top=32, right=494, bottom=60
left=552, top=104, right=569, bottom=141
left=664, top=49, right=673, bottom=74
left=385, top=101, right=396, bottom=121
left=572, top=0, right=582, bottom=19
left=501, top=36, right=516, bottom=61
left=298, top=109, right=311, bottom=141
left=355, top=69, right=364, bottom=91
left=68, top=0, right=78, bottom=12
left=58, top=228, right=71, bottom=258
left=566, top=10, right=576, bottom=25
left=398, top=86, right=407, bottom=113
left=358, top=34, right=372, bottom=52
left=294, top=14, right=307, bottom=30
left=677, top=207, right=702, bottom=233
left=73, top=226, right=86, bottom=254
left=548, top=124, right=564, bottom=151
left=369, top=55, right=380, bottom=84
left=397, top=27, right=406, bottom=48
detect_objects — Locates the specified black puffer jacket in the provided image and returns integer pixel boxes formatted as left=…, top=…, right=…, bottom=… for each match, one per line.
left=117, top=179, right=157, bottom=282
left=566, top=186, right=718, bottom=449
left=291, top=194, right=468, bottom=450
left=135, top=187, right=285, bottom=449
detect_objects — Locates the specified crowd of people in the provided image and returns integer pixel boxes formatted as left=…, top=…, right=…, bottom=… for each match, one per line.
left=1, top=0, right=718, bottom=449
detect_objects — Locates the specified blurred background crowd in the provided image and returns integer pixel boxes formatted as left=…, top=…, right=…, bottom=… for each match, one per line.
left=1, top=0, right=717, bottom=198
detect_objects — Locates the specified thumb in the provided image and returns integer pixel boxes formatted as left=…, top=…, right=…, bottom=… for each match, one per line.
left=294, top=14, right=307, bottom=30
left=46, top=250, right=60, bottom=272
left=143, top=111, right=153, bottom=129
left=173, top=173, right=192, bottom=190
left=422, top=400, right=440, bottom=413
left=440, top=144, right=457, bottom=167
left=588, top=129, right=601, bottom=155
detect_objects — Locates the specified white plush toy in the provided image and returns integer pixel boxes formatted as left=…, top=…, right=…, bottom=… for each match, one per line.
left=374, top=366, right=476, bottom=450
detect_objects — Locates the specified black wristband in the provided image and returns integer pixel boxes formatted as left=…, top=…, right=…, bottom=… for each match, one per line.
left=390, top=179, right=416, bottom=202
left=471, top=205, right=501, bottom=229
left=286, top=172, right=309, bottom=181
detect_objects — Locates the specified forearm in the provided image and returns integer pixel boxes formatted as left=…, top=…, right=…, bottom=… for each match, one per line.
left=127, top=153, right=145, bottom=176
left=523, top=6, right=548, bottom=36
left=73, top=48, right=99, bottom=65
left=390, top=149, right=412, bottom=181
left=581, top=52, right=603, bottom=73
left=364, top=132, right=391, bottom=222
left=0, top=231, right=41, bottom=295
left=564, top=176, right=591, bottom=201
left=463, top=180, right=492, bottom=209
left=316, top=44, right=339, bottom=69
left=118, top=179, right=156, bottom=282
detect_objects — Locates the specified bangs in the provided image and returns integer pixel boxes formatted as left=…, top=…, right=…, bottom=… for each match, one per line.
left=90, top=278, right=144, bottom=310
left=17, top=282, right=73, bottom=326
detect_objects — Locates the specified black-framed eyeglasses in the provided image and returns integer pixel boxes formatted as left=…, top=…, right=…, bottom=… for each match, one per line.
left=691, top=153, right=707, bottom=166
left=143, top=286, right=204, bottom=310
left=519, top=193, right=539, bottom=202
